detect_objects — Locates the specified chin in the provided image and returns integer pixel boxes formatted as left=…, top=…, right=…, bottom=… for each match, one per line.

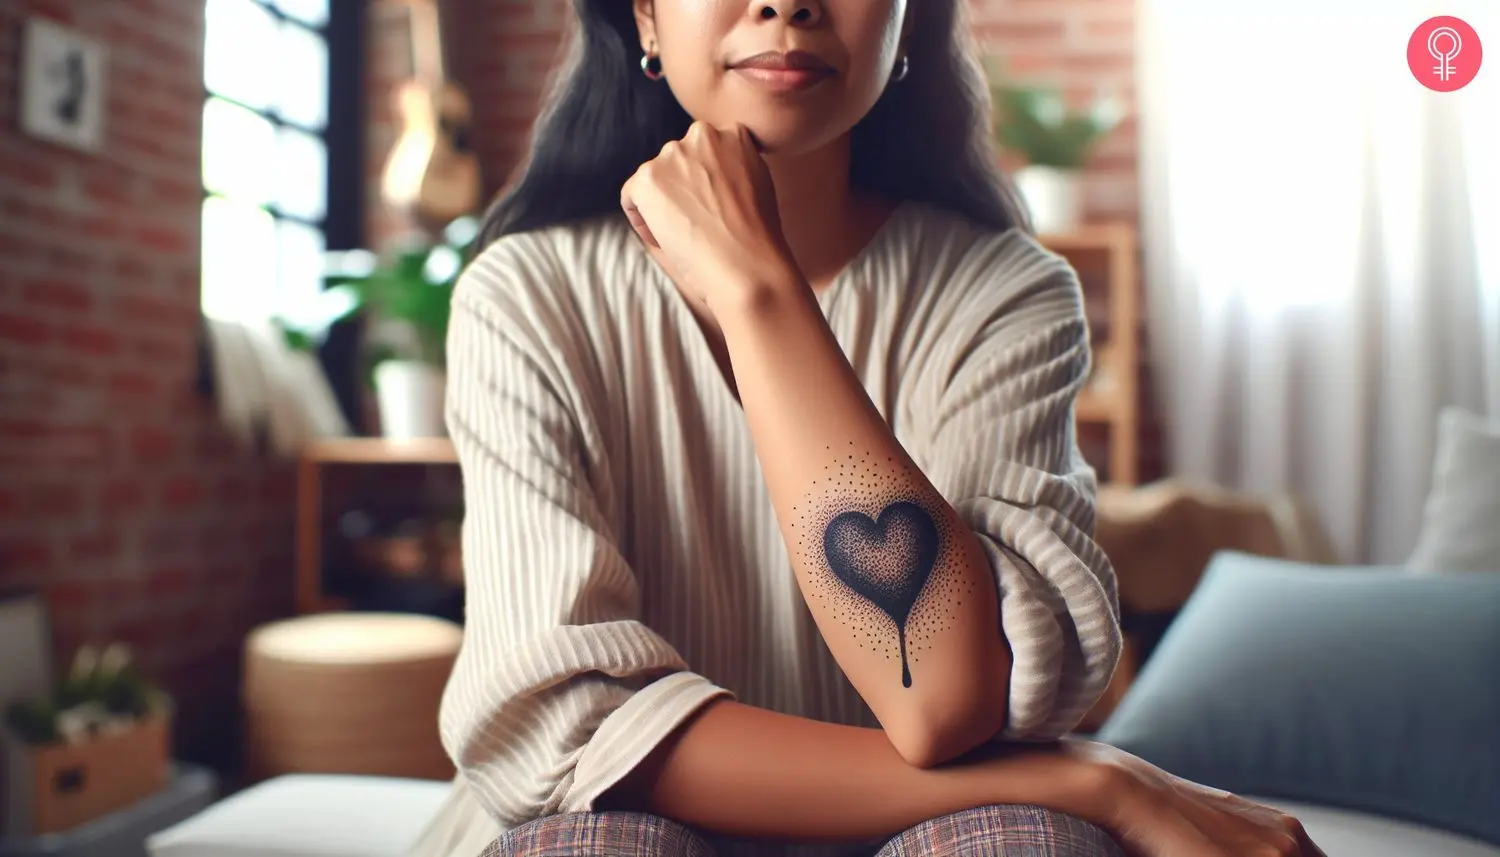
left=736, top=117, right=847, bottom=157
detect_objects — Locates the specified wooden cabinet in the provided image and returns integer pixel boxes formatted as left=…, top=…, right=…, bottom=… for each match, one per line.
left=295, top=438, right=456, bottom=615
left=1037, top=223, right=1141, bottom=486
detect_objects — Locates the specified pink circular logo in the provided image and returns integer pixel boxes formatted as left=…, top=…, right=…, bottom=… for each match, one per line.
left=1408, top=16, right=1482, bottom=91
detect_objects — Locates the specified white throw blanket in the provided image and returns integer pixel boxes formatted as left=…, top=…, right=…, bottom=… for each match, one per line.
left=201, top=316, right=351, bottom=457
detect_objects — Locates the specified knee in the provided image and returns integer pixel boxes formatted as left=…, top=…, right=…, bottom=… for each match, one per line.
left=485, top=811, right=715, bottom=857
left=884, top=804, right=1124, bottom=857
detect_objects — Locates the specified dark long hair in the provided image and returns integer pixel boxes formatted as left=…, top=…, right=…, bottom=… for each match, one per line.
left=476, top=0, right=1030, bottom=251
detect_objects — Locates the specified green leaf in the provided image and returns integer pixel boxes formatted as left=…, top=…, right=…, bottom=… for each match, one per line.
left=987, top=67, right=1121, bottom=168
left=281, top=325, right=314, bottom=353
left=5, top=699, right=60, bottom=745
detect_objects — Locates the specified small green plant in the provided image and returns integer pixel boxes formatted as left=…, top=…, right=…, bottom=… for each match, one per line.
left=985, top=58, right=1123, bottom=169
left=276, top=216, right=480, bottom=384
left=4, top=644, right=167, bottom=746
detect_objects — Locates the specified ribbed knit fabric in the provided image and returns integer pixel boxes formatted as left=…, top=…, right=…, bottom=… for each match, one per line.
left=408, top=201, right=1122, bottom=857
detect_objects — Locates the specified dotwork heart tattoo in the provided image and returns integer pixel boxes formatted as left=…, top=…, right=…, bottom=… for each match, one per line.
left=823, top=501, right=939, bottom=687
left=791, top=444, right=975, bottom=690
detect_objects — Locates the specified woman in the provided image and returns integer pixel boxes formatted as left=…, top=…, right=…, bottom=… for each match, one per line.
left=412, top=1, right=1326, bottom=855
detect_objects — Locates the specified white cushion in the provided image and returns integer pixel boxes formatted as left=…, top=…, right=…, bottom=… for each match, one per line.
left=145, top=774, right=452, bottom=857
left=1407, top=407, right=1500, bottom=572
left=1256, top=798, right=1500, bottom=857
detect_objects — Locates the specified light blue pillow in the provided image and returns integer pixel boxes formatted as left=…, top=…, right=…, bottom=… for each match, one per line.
left=1096, top=551, right=1500, bottom=846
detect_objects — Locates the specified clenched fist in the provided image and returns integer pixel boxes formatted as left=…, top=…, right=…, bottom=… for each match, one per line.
left=621, top=122, right=801, bottom=319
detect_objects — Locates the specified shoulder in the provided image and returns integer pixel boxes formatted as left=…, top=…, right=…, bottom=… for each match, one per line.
left=889, top=202, right=1083, bottom=322
left=452, top=213, right=650, bottom=344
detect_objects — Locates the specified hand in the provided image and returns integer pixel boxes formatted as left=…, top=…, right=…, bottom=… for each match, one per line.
left=1065, top=740, right=1328, bottom=857
left=620, top=121, right=799, bottom=319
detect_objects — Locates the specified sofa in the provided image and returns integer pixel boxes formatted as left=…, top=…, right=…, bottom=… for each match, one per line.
left=147, top=409, right=1500, bottom=856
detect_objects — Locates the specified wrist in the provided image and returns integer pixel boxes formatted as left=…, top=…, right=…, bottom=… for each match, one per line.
left=1053, top=739, right=1140, bottom=830
left=711, top=261, right=814, bottom=332
left=969, top=740, right=1129, bottom=829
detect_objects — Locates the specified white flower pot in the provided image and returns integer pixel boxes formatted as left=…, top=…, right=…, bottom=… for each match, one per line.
left=1014, top=165, right=1085, bottom=234
left=374, top=360, right=447, bottom=439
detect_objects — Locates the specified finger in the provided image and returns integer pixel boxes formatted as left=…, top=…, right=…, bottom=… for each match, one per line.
left=625, top=205, right=660, bottom=249
left=737, top=123, right=765, bottom=154
left=620, top=176, right=660, bottom=249
left=1288, top=818, right=1326, bottom=857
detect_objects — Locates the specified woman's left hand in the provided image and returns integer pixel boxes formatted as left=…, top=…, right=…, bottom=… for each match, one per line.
left=621, top=121, right=798, bottom=318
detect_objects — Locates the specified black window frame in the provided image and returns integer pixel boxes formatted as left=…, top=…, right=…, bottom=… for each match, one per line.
left=196, top=0, right=366, bottom=432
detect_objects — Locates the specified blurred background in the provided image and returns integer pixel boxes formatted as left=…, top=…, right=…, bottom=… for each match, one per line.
left=0, top=1, right=1496, bottom=855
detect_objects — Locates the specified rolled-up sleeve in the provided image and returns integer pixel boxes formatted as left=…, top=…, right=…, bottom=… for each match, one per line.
left=439, top=256, right=732, bottom=828
left=906, top=236, right=1123, bottom=739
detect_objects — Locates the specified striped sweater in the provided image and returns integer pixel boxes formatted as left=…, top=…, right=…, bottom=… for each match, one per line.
left=410, top=201, right=1122, bottom=857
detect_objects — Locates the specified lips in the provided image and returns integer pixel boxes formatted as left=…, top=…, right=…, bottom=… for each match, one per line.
left=728, top=50, right=835, bottom=92
left=729, top=50, right=833, bottom=72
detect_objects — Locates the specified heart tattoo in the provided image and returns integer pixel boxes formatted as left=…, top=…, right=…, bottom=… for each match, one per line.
left=823, top=501, right=941, bottom=688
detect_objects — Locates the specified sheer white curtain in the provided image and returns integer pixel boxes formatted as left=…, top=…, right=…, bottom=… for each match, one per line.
left=1136, top=0, right=1500, bottom=564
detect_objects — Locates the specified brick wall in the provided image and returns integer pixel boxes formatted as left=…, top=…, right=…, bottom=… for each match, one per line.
left=0, top=1, right=294, bottom=772
left=366, top=0, right=1162, bottom=481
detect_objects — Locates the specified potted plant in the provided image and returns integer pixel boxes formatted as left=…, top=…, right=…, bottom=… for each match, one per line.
left=986, top=61, right=1123, bottom=233
left=4, top=644, right=174, bottom=835
left=279, top=217, right=478, bottom=439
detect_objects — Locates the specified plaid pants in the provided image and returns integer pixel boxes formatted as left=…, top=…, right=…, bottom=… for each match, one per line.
left=482, top=805, right=1126, bottom=856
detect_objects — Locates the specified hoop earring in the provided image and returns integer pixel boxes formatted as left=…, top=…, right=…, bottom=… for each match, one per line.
left=891, top=55, right=910, bottom=83
left=641, top=52, right=665, bottom=81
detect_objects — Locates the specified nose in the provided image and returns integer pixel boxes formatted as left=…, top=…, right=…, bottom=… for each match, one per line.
left=751, top=0, right=824, bottom=27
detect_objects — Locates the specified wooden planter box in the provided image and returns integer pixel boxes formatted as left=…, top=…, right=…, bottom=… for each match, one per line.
left=21, top=708, right=171, bottom=835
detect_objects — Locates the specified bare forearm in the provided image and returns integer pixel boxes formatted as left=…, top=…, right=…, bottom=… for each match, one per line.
left=717, top=282, right=1010, bottom=764
left=606, top=699, right=1100, bottom=844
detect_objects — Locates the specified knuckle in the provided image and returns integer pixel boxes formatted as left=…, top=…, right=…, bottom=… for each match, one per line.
left=1266, top=831, right=1299, bottom=856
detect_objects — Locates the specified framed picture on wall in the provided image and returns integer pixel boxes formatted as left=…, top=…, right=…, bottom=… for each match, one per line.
left=18, top=17, right=108, bottom=154
left=0, top=590, right=55, bottom=837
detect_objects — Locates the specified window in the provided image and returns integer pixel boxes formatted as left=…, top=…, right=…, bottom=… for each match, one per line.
left=200, top=0, right=331, bottom=324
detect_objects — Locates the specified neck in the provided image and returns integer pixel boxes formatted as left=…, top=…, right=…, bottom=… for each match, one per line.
left=762, top=138, right=891, bottom=292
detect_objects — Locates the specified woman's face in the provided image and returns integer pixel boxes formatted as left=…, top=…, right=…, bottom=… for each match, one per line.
left=634, top=0, right=909, bottom=155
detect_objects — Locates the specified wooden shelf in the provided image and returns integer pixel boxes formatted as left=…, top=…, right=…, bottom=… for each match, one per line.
left=1037, top=223, right=1140, bottom=486
left=1036, top=222, right=1137, bottom=253
left=302, top=437, right=457, bottom=464
left=296, top=437, right=457, bottom=615
left=1075, top=389, right=1115, bottom=423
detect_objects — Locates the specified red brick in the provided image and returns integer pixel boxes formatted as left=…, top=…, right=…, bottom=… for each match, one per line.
left=0, top=537, right=56, bottom=573
left=75, top=214, right=126, bottom=242
left=33, top=358, right=96, bottom=389
left=0, top=147, right=60, bottom=190
left=114, top=293, right=198, bottom=328
left=146, top=566, right=195, bottom=597
left=0, top=312, right=54, bottom=345
left=130, top=426, right=180, bottom=463
left=162, top=475, right=205, bottom=510
left=32, top=482, right=87, bottom=517
left=23, top=279, right=94, bottom=313
left=135, top=333, right=192, bottom=363
left=135, top=225, right=193, bottom=256
left=83, top=172, right=136, bottom=207
left=58, top=324, right=120, bottom=356
left=70, top=529, right=120, bottom=563
left=100, top=478, right=147, bottom=515
left=114, top=256, right=154, bottom=284
left=0, top=420, right=109, bottom=466
left=107, top=369, right=160, bottom=400
left=49, top=581, right=97, bottom=613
